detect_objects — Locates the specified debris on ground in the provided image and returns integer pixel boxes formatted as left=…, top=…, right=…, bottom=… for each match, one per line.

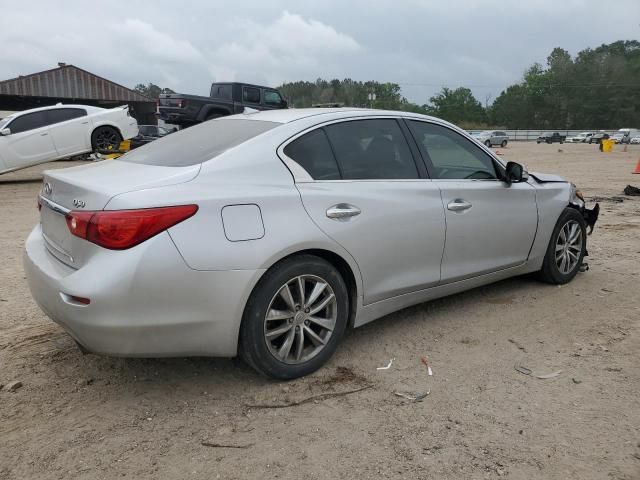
left=515, top=366, right=532, bottom=376
left=579, top=262, right=589, bottom=272
left=393, top=391, right=430, bottom=402
left=201, top=442, right=254, bottom=449
left=623, top=185, right=640, bottom=196
left=508, top=338, right=527, bottom=352
left=420, top=356, right=433, bottom=376
left=589, top=196, right=625, bottom=203
left=245, top=385, right=373, bottom=409
left=535, top=370, right=562, bottom=379
left=376, top=358, right=394, bottom=370
left=572, top=378, right=582, bottom=384
left=5, top=380, right=23, bottom=392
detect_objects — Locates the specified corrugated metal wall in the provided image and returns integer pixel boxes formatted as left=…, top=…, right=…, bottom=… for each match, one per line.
left=0, top=65, right=151, bottom=103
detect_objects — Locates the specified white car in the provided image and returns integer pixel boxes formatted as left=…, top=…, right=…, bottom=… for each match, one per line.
left=0, top=104, right=138, bottom=175
left=630, top=136, right=640, bottom=144
left=567, top=132, right=593, bottom=143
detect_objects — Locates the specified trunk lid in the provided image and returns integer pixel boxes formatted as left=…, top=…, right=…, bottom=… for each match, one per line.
left=39, top=160, right=200, bottom=268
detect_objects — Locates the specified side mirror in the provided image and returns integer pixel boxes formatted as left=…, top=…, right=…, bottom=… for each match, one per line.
left=0, top=128, right=11, bottom=136
left=504, top=161, right=527, bottom=184
left=281, top=99, right=289, bottom=108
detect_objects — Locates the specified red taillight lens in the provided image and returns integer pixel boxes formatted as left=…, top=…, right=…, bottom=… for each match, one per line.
left=66, top=205, right=198, bottom=250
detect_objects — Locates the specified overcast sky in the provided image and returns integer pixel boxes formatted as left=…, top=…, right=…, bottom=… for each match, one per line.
left=1, top=0, right=638, bottom=104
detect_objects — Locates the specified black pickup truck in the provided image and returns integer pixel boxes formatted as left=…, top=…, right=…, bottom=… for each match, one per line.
left=158, top=82, right=288, bottom=127
left=536, top=132, right=566, bottom=144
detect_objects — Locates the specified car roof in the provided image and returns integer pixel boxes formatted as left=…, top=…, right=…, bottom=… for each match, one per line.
left=9, top=104, right=103, bottom=116
left=226, top=107, right=445, bottom=125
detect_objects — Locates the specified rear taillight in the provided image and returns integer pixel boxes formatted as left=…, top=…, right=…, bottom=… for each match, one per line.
left=65, top=205, right=198, bottom=250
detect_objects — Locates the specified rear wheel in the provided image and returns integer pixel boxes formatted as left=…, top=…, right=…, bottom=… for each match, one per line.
left=91, top=126, right=122, bottom=151
left=538, top=208, right=586, bottom=284
left=239, top=255, right=349, bottom=379
left=501, top=140, right=508, bottom=148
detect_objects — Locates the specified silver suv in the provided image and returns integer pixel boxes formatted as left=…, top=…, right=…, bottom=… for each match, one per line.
left=474, top=130, right=509, bottom=147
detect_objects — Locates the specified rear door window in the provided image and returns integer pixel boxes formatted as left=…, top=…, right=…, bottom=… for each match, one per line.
left=46, top=108, right=87, bottom=125
left=243, top=87, right=261, bottom=104
left=283, top=129, right=341, bottom=180
left=324, top=119, right=419, bottom=180
left=7, top=111, right=48, bottom=134
left=120, top=119, right=279, bottom=167
left=210, top=84, right=232, bottom=100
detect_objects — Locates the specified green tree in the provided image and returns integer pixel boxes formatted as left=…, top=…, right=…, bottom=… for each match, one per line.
left=425, top=87, right=486, bottom=124
left=133, top=83, right=175, bottom=99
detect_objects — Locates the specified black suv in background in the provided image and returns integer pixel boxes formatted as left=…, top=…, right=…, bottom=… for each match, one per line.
left=158, top=82, right=288, bottom=128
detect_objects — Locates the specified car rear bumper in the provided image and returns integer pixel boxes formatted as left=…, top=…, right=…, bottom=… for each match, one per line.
left=24, top=224, right=264, bottom=357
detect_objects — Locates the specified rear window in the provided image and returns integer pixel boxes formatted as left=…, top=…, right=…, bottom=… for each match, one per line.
left=119, top=119, right=279, bottom=167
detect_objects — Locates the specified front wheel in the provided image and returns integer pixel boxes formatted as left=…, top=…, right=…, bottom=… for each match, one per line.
left=239, top=255, right=349, bottom=379
left=484, top=140, right=492, bottom=147
left=538, top=208, right=587, bottom=284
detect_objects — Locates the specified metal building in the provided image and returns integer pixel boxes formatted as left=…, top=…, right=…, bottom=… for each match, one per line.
left=0, top=63, right=156, bottom=124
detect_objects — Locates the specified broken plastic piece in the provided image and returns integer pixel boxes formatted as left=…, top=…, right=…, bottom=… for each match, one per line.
left=420, top=356, right=433, bottom=376
left=377, top=358, right=394, bottom=370
left=535, top=370, right=562, bottom=379
left=394, top=391, right=430, bottom=402
left=515, top=366, right=532, bottom=376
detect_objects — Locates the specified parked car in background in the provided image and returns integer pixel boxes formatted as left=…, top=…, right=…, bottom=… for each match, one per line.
left=615, top=128, right=640, bottom=144
left=537, top=132, right=566, bottom=144
left=130, top=124, right=174, bottom=149
left=611, top=133, right=626, bottom=144
left=25, top=108, right=598, bottom=379
left=589, top=132, right=610, bottom=144
left=158, top=82, right=288, bottom=128
left=630, top=136, right=640, bottom=144
left=567, top=132, right=593, bottom=143
left=0, top=104, right=138, bottom=175
left=473, top=130, right=509, bottom=147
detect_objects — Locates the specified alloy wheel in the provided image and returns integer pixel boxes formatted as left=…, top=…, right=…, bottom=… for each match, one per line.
left=555, top=220, right=582, bottom=274
left=95, top=128, right=119, bottom=150
left=264, top=275, right=337, bottom=364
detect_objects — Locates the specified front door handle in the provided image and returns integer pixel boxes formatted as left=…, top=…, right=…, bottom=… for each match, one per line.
left=40, top=133, right=48, bottom=136
left=326, top=204, right=361, bottom=219
left=447, top=199, right=472, bottom=212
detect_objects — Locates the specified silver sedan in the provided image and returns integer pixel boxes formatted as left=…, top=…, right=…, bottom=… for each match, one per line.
left=24, top=108, right=597, bottom=379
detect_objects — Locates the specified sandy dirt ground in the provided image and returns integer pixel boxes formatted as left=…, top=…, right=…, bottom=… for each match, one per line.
left=1, top=143, right=639, bottom=480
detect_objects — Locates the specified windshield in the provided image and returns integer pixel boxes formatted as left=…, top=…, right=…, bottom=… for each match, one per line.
left=119, top=118, right=279, bottom=167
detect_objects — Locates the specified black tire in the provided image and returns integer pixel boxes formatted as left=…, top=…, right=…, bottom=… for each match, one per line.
left=239, top=254, right=349, bottom=379
left=91, top=126, right=122, bottom=151
left=538, top=208, right=587, bottom=285
left=501, top=140, right=508, bottom=148
left=537, top=140, right=541, bottom=144
left=484, top=140, right=492, bottom=147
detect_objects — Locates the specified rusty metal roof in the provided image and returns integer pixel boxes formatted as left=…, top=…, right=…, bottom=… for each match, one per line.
left=0, top=64, right=153, bottom=103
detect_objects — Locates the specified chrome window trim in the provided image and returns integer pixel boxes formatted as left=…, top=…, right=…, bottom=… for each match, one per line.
left=277, top=114, right=506, bottom=183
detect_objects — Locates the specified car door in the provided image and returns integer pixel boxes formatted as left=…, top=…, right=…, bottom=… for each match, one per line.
left=1, top=111, right=57, bottom=170
left=46, top=107, right=90, bottom=156
left=407, top=120, right=538, bottom=283
left=282, top=118, right=446, bottom=305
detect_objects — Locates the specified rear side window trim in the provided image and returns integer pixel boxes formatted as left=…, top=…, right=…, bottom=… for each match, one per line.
left=277, top=116, right=427, bottom=183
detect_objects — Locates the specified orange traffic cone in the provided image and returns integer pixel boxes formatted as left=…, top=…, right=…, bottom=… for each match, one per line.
left=634, top=159, right=640, bottom=174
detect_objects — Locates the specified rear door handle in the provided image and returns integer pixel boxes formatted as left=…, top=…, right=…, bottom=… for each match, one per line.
left=40, top=133, right=48, bottom=136
left=447, top=199, right=472, bottom=212
left=326, top=204, right=361, bottom=219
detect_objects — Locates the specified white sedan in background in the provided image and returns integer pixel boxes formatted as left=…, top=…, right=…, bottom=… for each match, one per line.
left=0, top=104, right=138, bottom=175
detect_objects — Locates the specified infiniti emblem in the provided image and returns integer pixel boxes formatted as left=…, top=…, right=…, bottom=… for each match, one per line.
left=73, top=199, right=86, bottom=208
left=43, top=182, right=52, bottom=195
